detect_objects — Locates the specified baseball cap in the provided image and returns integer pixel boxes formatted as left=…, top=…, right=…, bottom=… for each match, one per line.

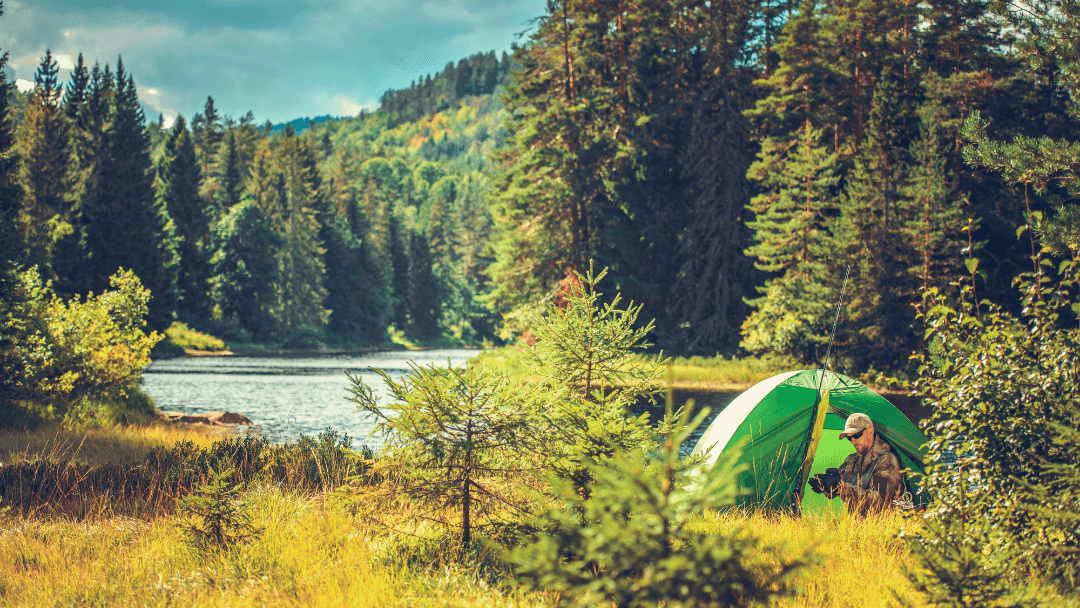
left=838, top=413, right=874, bottom=439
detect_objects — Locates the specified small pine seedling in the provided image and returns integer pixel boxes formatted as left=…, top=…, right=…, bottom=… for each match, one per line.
left=177, top=463, right=262, bottom=552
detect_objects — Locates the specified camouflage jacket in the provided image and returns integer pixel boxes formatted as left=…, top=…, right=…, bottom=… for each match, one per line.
left=837, top=434, right=902, bottom=515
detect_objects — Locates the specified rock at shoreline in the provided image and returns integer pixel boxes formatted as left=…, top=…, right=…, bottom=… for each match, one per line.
left=159, top=410, right=253, bottom=426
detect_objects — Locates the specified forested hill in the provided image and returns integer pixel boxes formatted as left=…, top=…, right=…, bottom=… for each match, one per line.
left=379, top=51, right=514, bottom=126
left=6, top=0, right=1080, bottom=374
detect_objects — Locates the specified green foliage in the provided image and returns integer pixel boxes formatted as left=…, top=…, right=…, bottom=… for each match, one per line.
left=740, top=276, right=835, bottom=361
left=177, top=463, right=262, bottom=552
left=0, top=267, right=162, bottom=420
left=525, top=264, right=665, bottom=496
left=914, top=259, right=1080, bottom=588
left=507, top=406, right=808, bottom=608
left=899, top=475, right=1035, bottom=608
left=0, top=2, right=21, bottom=301
left=209, top=200, right=280, bottom=342
left=347, top=362, right=537, bottom=547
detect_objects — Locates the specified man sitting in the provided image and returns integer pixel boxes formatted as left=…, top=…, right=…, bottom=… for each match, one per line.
left=809, top=413, right=902, bottom=515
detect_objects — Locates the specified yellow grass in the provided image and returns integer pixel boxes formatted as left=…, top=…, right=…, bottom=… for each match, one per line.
left=0, top=424, right=223, bottom=467
left=2, top=425, right=1069, bottom=607
left=0, top=488, right=552, bottom=608
left=699, top=509, right=916, bottom=607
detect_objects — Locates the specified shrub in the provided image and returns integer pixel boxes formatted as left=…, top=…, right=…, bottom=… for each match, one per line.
left=163, top=321, right=225, bottom=351
left=913, top=256, right=1080, bottom=591
left=507, top=405, right=808, bottom=608
left=0, top=267, right=162, bottom=422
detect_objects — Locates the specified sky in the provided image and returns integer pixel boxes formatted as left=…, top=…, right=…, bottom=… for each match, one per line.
left=1, top=0, right=544, bottom=127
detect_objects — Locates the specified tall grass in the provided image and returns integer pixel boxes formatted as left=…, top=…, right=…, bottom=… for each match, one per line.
left=0, top=485, right=921, bottom=608
left=0, top=488, right=554, bottom=608
left=0, top=428, right=371, bottom=518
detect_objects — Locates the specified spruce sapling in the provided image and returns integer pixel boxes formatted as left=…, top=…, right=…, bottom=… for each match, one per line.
left=347, top=361, right=539, bottom=548
left=177, top=463, right=262, bottom=552
left=507, top=403, right=808, bottom=608
left=525, top=262, right=667, bottom=497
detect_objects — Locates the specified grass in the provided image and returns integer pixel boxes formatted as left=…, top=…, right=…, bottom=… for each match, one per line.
left=474, top=346, right=797, bottom=390
left=0, top=477, right=918, bottom=608
left=0, top=424, right=369, bottom=519
left=0, top=424, right=221, bottom=467
left=164, top=322, right=229, bottom=353
left=2, top=424, right=1069, bottom=607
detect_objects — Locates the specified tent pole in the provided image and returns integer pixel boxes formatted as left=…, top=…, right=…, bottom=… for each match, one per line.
left=792, top=267, right=851, bottom=514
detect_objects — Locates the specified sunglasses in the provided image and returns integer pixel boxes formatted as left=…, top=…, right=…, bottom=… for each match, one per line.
left=846, top=429, right=866, bottom=441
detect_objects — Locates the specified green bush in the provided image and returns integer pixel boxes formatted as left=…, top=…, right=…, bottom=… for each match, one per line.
left=0, top=267, right=163, bottom=422
left=912, top=258, right=1080, bottom=592
left=507, top=406, right=808, bottom=608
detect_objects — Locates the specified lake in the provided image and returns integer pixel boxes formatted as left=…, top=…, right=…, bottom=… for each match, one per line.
left=142, top=349, right=479, bottom=447
left=141, top=350, right=927, bottom=450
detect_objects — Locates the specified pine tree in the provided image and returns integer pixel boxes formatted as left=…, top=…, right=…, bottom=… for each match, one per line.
left=487, top=0, right=622, bottom=313
left=0, top=1, right=22, bottom=298
left=191, top=96, right=222, bottom=190
left=15, top=50, right=73, bottom=273
left=899, top=100, right=967, bottom=303
left=81, top=58, right=178, bottom=331
left=407, top=231, right=439, bottom=340
left=156, top=115, right=210, bottom=320
left=214, top=129, right=243, bottom=214
left=741, top=124, right=842, bottom=361
left=746, top=125, right=840, bottom=281
left=269, top=128, right=328, bottom=343
left=839, top=69, right=914, bottom=368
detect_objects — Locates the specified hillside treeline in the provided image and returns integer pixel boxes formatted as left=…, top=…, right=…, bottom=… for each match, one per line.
left=488, top=0, right=1078, bottom=370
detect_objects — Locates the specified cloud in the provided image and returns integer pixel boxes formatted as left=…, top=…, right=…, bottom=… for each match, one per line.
left=138, top=85, right=179, bottom=128
left=329, top=95, right=378, bottom=117
left=51, top=51, right=75, bottom=70
left=14, top=78, right=33, bottom=93
left=0, top=0, right=545, bottom=123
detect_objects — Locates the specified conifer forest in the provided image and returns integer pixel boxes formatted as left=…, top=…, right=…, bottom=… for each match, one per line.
left=2, top=0, right=1079, bottom=375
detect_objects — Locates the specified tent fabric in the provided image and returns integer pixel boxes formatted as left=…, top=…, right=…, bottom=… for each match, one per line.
left=692, top=370, right=929, bottom=512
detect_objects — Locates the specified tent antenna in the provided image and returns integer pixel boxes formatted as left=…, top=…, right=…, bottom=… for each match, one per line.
left=817, top=266, right=850, bottom=394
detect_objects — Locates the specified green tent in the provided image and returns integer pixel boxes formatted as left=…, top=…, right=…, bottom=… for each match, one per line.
left=691, top=370, right=929, bottom=513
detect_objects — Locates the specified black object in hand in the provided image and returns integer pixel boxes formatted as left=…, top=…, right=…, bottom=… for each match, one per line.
left=809, top=468, right=842, bottom=497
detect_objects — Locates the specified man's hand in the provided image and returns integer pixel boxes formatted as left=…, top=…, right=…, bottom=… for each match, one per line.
left=809, top=468, right=842, bottom=498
